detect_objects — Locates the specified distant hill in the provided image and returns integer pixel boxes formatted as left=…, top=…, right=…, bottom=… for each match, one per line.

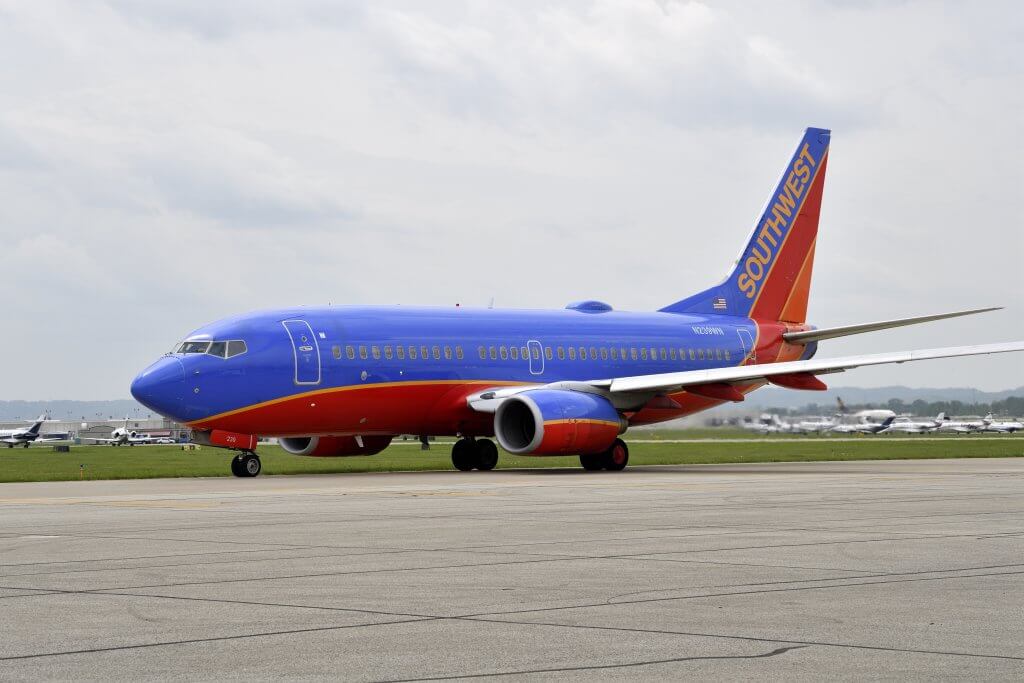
left=0, top=400, right=151, bottom=422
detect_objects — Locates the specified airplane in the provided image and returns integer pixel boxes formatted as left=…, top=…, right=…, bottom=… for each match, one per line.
left=982, top=414, right=1023, bottom=433
left=831, top=415, right=896, bottom=435
left=129, top=127, right=1024, bottom=477
left=935, top=413, right=985, bottom=434
left=742, top=413, right=790, bottom=434
left=882, top=413, right=944, bottom=435
left=791, top=415, right=836, bottom=434
left=83, top=417, right=156, bottom=446
left=1, top=414, right=54, bottom=448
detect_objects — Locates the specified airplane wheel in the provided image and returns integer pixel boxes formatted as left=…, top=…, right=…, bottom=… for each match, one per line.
left=602, top=439, right=629, bottom=471
left=451, top=439, right=476, bottom=471
left=23, top=443, right=30, bottom=448
left=233, top=452, right=261, bottom=477
left=475, top=439, right=498, bottom=471
left=580, top=454, right=603, bottom=471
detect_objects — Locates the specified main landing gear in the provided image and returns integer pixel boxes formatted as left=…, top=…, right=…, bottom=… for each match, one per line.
left=451, top=438, right=499, bottom=472
left=579, top=438, right=629, bottom=472
left=230, top=451, right=262, bottom=477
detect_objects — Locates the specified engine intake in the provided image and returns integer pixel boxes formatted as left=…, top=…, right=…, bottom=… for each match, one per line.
left=494, top=390, right=624, bottom=455
left=279, top=435, right=392, bottom=457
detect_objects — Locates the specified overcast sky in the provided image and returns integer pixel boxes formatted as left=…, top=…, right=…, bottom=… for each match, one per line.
left=1, top=0, right=1021, bottom=400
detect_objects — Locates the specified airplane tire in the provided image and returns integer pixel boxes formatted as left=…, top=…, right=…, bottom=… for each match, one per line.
left=602, top=439, right=629, bottom=471
left=451, top=439, right=476, bottom=471
left=475, top=439, right=498, bottom=471
left=233, top=452, right=261, bottom=477
left=579, top=454, right=603, bottom=471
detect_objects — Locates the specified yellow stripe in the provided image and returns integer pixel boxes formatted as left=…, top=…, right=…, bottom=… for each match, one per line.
left=543, top=419, right=620, bottom=428
left=185, top=379, right=532, bottom=427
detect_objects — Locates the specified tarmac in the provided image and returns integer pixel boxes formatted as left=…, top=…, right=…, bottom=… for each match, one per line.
left=0, top=458, right=1022, bottom=680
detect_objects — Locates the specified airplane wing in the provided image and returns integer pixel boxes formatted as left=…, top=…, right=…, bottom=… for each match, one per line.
left=468, top=341, right=1024, bottom=411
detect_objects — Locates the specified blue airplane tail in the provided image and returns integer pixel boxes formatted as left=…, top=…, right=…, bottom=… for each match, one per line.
left=660, top=127, right=831, bottom=323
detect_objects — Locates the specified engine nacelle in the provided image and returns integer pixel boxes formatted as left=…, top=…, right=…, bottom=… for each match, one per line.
left=494, top=390, right=624, bottom=455
left=279, top=435, right=392, bottom=457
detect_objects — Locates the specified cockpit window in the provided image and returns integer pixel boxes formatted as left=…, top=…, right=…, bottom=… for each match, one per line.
left=178, top=341, right=211, bottom=354
left=175, top=339, right=247, bottom=358
left=208, top=341, right=227, bottom=358
left=226, top=340, right=247, bottom=358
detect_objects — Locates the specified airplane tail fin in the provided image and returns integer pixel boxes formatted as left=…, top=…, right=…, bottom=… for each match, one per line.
left=27, top=414, right=47, bottom=436
left=880, top=415, right=896, bottom=428
left=660, top=127, right=830, bottom=323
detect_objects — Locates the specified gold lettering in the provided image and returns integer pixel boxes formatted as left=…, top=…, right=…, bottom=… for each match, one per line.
left=793, top=157, right=810, bottom=181
left=738, top=274, right=756, bottom=298
left=745, top=256, right=764, bottom=281
left=751, top=243, right=771, bottom=264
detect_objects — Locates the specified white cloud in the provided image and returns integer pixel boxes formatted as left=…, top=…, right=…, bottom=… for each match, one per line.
left=0, top=0, right=1020, bottom=398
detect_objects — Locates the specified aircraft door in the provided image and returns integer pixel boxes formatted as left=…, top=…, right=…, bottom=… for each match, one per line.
left=527, top=340, right=544, bottom=375
left=282, top=320, right=322, bottom=385
left=737, top=328, right=756, bottom=363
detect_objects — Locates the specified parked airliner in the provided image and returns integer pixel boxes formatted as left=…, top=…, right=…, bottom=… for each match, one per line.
left=130, top=128, right=1024, bottom=477
left=1, top=414, right=51, bottom=448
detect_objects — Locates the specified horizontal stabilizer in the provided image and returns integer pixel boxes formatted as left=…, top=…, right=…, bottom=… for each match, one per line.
left=783, top=307, right=1001, bottom=344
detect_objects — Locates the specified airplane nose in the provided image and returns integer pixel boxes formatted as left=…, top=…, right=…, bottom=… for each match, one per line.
left=131, top=357, right=186, bottom=419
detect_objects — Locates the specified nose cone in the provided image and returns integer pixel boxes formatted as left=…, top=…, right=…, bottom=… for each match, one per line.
left=131, top=357, right=186, bottom=419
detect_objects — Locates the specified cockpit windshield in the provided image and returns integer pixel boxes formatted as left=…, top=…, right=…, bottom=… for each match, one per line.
left=174, top=339, right=247, bottom=358
left=177, top=341, right=211, bottom=354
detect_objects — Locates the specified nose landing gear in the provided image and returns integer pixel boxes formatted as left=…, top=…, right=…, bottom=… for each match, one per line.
left=231, top=451, right=262, bottom=477
left=451, top=438, right=499, bottom=471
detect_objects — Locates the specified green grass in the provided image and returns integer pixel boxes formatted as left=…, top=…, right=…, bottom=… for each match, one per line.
left=1, top=435, right=1022, bottom=483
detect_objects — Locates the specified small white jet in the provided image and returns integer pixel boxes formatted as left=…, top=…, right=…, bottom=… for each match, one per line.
left=934, top=413, right=985, bottom=434
left=981, top=414, right=1023, bottom=433
left=85, top=418, right=156, bottom=446
left=1, top=414, right=53, bottom=448
left=883, top=413, right=944, bottom=435
left=792, top=416, right=836, bottom=434
left=831, top=415, right=897, bottom=434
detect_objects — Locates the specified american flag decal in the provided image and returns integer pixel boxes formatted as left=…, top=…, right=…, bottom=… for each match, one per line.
left=712, top=297, right=727, bottom=310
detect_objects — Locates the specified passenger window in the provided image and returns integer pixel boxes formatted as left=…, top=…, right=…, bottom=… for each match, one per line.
left=371, top=345, right=381, bottom=360
left=359, top=345, right=368, bottom=360
left=650, top=347, right=657, bottom=360
left=600, top=347, right=608, bottom=360
left=511, top=346, right=519, bottom=360
left=724, top=349, right=731, bottom=360
left=432, top=346, right=441, bottom=360
left=478, top=346, right=486, bottom=360
left=716, top=348, right=722, bottom=360
left=610, top=347, right=618, bottom=360
left=521, top=346, right=528, bottom=359
left=698, top=349, right=705, bottom=360
left=500, top=346, right=508, bottom=360
left=568, top=347, right=576, bottom=360
left=532, top=347, right=540, bottom=360
left=444, top=345, right=452, bottom=360
left=659, top=348, right=667, bottom=361
left=557, top=347, right=565, bottom=360
left=397, top=346, right=405, bottom=360
left=345, top=345, right=355, bottom=360
left=207, top=341, right=227, bottom=358
left=679, top=347, right=686, bottom=360
left=589, top=346, right=597, bottom=360
left=640, top=348, right=648, bottom=360
left=332, top=345, right=342, bottom=360
left=689, top=349, right=695, bottom=360
left=409, top=346, right=418, bottom=360
left=489, top=346, right=497, bottom=360
left=421, top=345, right=429, bottom=360
left=670, top=348, right=677, bottom=361
left=630, top=348, right=638, bottom=360
left=707, top=348, right=713, bottom=360
left=545, top=347, right=553, bottom=360
left=384, top=346, right=393, bottom=360
left=456, top=346, right=464, bottom=360
left=578, top=346, right=586, bottom=360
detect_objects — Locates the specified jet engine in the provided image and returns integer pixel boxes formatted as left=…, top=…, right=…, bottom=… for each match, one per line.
left=279, top=435, right=392, bottom=457
left=494, top=389, right=625, bottom=455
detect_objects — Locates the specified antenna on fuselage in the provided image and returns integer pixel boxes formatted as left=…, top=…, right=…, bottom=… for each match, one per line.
left=488, top=297, right=495, bottom=309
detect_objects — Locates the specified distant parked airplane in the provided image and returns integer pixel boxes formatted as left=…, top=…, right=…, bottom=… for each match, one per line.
left=831, top=415, right=896, bottom=434
left=84, top=418, right=156, bottom=446
left=882, top=414, right=944, bottom=435
left=0, top=414, right=53, bottom=448
left=935, top=413, right=985, bottom=434
left=130, top=127, right=1024, bottom=477
left=981, top=414, right=1023, bottom=433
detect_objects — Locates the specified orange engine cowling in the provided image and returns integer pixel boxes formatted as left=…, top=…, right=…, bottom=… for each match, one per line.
left=279, top=435, right=392, bottom=457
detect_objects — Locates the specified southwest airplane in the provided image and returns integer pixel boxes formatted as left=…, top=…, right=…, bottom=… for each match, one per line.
left=130, top=128, right=1024, bottom=477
